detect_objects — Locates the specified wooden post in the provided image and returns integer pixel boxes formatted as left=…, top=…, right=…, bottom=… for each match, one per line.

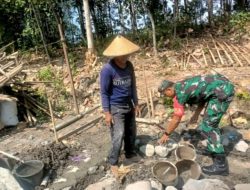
left=56, top=16, right=79, bottom=114
left=47, top=97, right=59, bottom=143
left=143, top=66, right=151, bottom=117
left=149, top=89, right=154, bottom=117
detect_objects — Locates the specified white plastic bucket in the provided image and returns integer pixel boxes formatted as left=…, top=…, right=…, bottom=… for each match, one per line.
left=0, top=100, right=19, bottom=126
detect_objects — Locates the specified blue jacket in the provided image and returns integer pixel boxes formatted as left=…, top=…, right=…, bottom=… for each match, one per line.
left=100, top=59, right=138, bottom=112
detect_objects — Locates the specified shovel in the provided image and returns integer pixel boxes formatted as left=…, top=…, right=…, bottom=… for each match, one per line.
left=0, top=150, right=24, bottom=163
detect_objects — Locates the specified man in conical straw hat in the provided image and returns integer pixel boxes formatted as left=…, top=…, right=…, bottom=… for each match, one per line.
left=100, top=35, right=141, bottom=178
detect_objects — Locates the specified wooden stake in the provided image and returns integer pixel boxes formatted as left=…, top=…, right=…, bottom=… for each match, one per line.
left=47, top=97, right=59, bottom=143
left=143, top=66, right=151, bottom=117
left=149, top=89, right=154, bottom=117
left=223, top=42, right=243, bottom=66
left=217, top=42, right=234, bottom=65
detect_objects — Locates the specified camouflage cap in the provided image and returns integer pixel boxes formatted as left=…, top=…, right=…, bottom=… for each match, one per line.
left=158, top=80, right=174, bottom=93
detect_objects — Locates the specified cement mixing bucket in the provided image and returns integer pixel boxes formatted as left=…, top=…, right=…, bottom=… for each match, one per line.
left=175, top=159, right=201, bottom=186
left=152, top=161, right=178, bottom=186
left=175, top=143, right=196, bottom=161
left=13, top=160, right=44, bottom=190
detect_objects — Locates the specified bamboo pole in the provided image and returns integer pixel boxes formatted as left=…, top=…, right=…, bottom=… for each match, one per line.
left=202, top=48, right=208, bottom=66
left=149, top=89, right=155, bottom=117
left=47, top=97, right=59, bottom=143
left=207, top=46, right=217, bottom=64
left=223, top=42, right=243, bottom=66
left=212, top=39, right=224, bottom=65
left=190, top=54, right=202, bottom=67
left=231, top=45, right=250, bottom=65
left=217, top=42, right=234, bottom=65
left=143, top=66, right=151, bottom=117
left=185, top=54, right=191, bottom=68
left=56, top=15, right=79, bottom=114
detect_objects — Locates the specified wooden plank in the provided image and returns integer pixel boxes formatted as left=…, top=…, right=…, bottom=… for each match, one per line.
left=136, top=117, right=161, bottom=124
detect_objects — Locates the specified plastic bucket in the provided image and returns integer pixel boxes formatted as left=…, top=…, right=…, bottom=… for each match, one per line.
left=175, top=143, right=196, bottom=161
left=175, top=159, right=201, bottom=186
left=152, top=161, right=178, bottom=186
left=13, top=160, right=44, bottom=190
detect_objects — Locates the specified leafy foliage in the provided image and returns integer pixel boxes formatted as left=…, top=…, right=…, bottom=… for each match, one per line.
left=229, top=11, right=250, bottom=41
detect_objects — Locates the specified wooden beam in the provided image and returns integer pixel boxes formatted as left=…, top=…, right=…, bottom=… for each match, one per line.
left=136, top=117, right=161, bottom=124
left=58, top=116, right=102, bottom=140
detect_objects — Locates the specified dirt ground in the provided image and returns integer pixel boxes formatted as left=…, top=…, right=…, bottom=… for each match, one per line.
left=0, top=54, right=250, bottom=189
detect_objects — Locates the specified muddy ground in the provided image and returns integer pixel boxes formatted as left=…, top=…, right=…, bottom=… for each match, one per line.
left=0, top=58, right=250, bottom=189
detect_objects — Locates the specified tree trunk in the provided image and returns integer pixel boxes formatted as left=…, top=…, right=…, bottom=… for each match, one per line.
left=31, top=1, right=50, bottom=63
left=208, top=0, right=213, bottom=26
left=141, top=0, right=157, bottom=56
left=83, top=0, right=94, bottom=53
left=129, top=0, right=137, bottom=34
left=77, top=1, right=86, bottom=41
left=118, top=1, right=125, bottom=34
left=173, top=0, right=178, bottom=39
left=162, top=0, right=168, bottom=21
left=184, top=0, right=188, bottom=13
left=53, top=12, right=79, bottom=115
left=108, top=2, right=113, bottom=35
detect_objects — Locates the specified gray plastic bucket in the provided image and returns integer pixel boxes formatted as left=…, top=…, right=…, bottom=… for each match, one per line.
left=13, top=160, right=44, bottom=190
left=152, top=161, right=178, bottom=187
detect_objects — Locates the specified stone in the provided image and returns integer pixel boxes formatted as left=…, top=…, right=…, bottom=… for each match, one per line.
left=234, top=184, right=250, bottom=190
left=85, top=178, right=116, bottom=190
left=125, top=180, right=152, bottom=190
left=88, top=166, right=98, bottom=175
left=240, top=130, right=250, bottom=141
left=235, top=140, right=249, bottom=152
left=183, top=179, right=230, bottom=190
left=201, top=140, right=208, bottom=147
left=139, top=144, right=155, bottom=157
left=155, top=145, right=169, bottom=157
left=165, top=186, right=177, bottom=190
left=150, top=179, right=163, bottom=190
left=0, top=167, right=23, bottom=190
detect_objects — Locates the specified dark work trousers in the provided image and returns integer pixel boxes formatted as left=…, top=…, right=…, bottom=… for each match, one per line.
left=108, top=104, right=136, bottom=166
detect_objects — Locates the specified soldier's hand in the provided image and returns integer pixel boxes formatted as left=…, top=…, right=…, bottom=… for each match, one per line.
left=105, top=112, right=113, bottom=127
left=189, top=114, right=199, bottom=124
left=158, top=133, right=169, bottom=144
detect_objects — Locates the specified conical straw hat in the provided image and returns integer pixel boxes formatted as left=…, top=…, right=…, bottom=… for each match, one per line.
left=103, top=35, right=140, bottom=57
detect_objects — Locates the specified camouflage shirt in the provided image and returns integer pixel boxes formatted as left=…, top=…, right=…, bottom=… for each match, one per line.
left=174, top=74, right=234, bottom=105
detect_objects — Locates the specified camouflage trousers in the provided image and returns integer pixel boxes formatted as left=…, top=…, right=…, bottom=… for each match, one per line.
left=199, top=87, right=234, bottom=154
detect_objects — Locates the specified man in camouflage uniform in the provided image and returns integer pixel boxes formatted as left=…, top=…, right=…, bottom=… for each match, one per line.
left=158, top=74, right=235, bottom=176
